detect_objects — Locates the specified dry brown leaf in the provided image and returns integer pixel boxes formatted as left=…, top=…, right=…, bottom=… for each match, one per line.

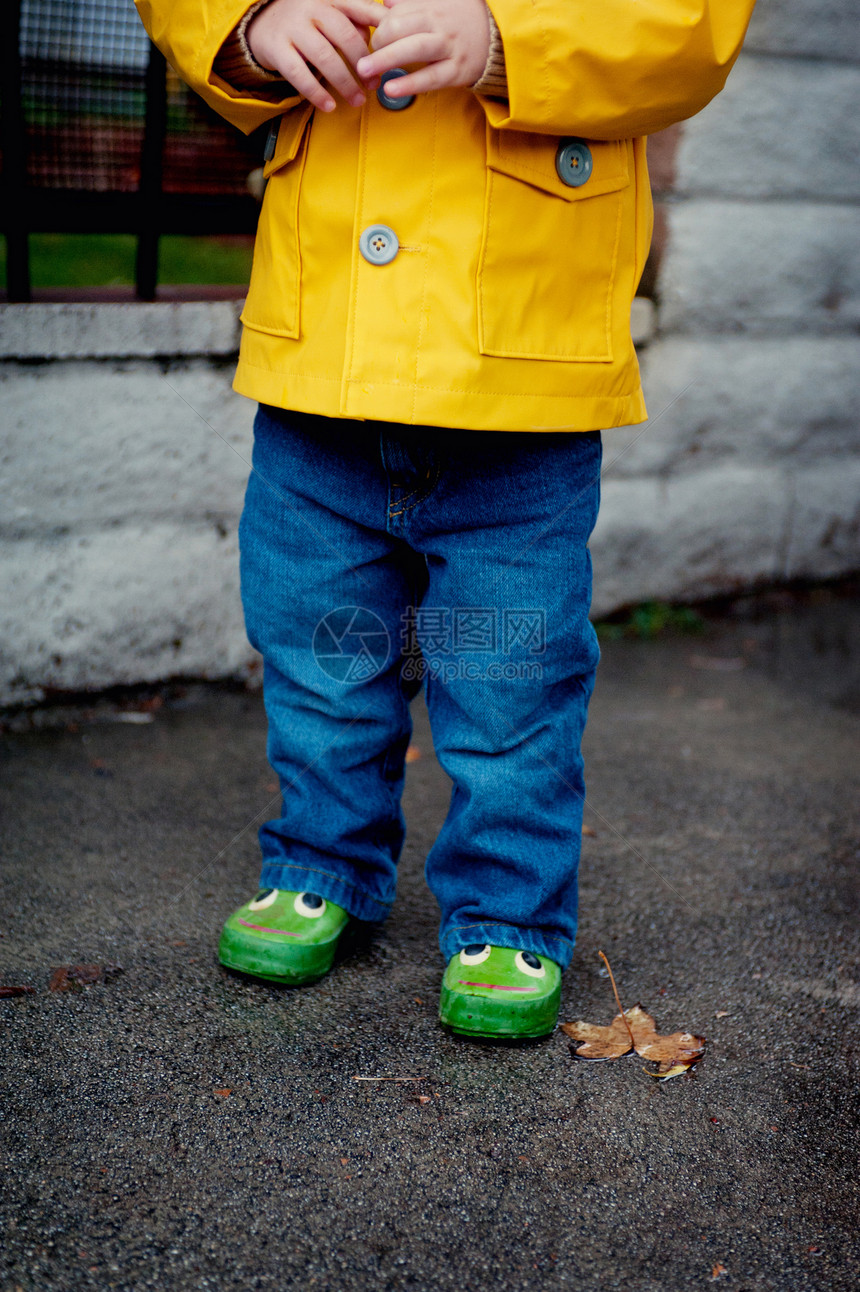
left=564, top=1003, right=705, bottom=1075
left=48, top=964, right=123, bottom=992
left=405, top=745, right=422, bottom=763
left=564, top=954, right=705, bottom=1077
left=628, top=1006, right=706, bottom=1070
left=0, top=985, right=36, bottom=998
left=560, top=1013, right=635, bottom=1059
left=213, top=1088, right=231, bottom=1098
left=647, top=1062, right=690, bottom=1082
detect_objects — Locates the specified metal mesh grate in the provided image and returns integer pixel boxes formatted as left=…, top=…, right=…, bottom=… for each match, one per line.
left=162, top=67, right=259, bottom=198
left=18, top=0, right=259, bottom=195
left=20, top=0, right=148, bottom=191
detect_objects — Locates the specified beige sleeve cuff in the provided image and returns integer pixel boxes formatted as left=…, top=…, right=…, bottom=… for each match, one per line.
left=213, top=0, right=294, bottom=92
left=471, top=7, right=508, bottom=97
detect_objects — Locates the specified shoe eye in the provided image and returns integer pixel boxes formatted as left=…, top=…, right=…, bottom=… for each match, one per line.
left=515, top=950, right=546, bottom=978
left=294, top=892, right=326, bottom=918
left=459, top=944, right=491, bottom=966
left=248, top=888, right=278, bottom=911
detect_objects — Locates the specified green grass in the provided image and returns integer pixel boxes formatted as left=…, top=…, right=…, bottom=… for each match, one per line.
left=2, top=233, right=254, bottom=289
left=594, top=600, right=706, bottom=641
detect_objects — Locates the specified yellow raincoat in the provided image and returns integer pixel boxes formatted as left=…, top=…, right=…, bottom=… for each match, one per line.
left=136, top=0, right=756, bottom=431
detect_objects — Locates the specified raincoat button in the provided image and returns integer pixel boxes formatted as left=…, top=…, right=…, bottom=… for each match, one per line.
left=555, top=138, right=593, bottom=188
left=359, top=224, right=399, bottom=266
left=377, top=69, right=415, bottom=111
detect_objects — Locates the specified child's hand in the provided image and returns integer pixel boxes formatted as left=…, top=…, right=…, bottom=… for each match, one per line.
left=247, top=0, right=383, bottom=112
left=356, top=0, right=491, bottom=98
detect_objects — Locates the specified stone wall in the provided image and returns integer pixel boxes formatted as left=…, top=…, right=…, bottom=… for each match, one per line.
left=0, top=305, right=256, bottom=704
left=592, top=0, right=860, bottom=610
left=1, top=0, right=858, bottom=704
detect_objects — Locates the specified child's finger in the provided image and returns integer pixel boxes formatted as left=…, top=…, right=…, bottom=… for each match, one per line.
left=298, top=26, right=368, bottom=106
left=335, top=0, right=384, bottom=22
left=319, top=7, right=376, bottom=78
left=277, top=54, right=337, bottom=112
left=337, top=0, right=386, bottom=24
left=371, top=57, right=455, bottom=97
left=358, top=32, right=445, bottom=80
left=368, top=4, right=429, bottom=50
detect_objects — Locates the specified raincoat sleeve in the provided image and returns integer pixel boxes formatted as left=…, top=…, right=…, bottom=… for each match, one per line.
left=134, top=0, right=301, bottom=134
left=479, top=0, right=757, bottom=139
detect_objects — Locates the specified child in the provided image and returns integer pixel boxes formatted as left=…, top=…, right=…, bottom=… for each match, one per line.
left=136, top=0, right=756, bottom=1038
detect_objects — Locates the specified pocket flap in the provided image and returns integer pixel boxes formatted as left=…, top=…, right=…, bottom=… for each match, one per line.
left=487, top=127, right=629, bottom=201
left=263, top=103, right=314, bottom=179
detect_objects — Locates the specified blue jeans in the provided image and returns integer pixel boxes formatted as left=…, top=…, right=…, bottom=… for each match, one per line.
left=239, top=406, right=602, bottom=968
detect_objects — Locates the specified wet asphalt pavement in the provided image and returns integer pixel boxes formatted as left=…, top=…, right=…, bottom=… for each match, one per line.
left=1, top=588, right=858, bottom=1291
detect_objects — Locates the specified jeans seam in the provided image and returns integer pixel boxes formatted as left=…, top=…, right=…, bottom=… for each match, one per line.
left=389, top=483, right=422, bottom=511
left=262, top=861, right=394, bottom=908
left=388, top=457, right=441, bottom=517
left=445, top=922, right=573, bottom=949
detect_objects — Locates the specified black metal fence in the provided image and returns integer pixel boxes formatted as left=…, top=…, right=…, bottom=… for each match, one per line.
left=0, top=0, right=267, bottom=300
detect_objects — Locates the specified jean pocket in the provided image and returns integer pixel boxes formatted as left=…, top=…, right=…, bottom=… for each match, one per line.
left=477, top=127, right=631, bottom=363
left=240, top=103, right=314, bottom=340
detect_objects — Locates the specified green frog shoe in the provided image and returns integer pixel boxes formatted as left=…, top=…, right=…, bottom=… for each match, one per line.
left=439, top=945, right=562, bottom=1039
left=218, top=887, right=350, bottom=985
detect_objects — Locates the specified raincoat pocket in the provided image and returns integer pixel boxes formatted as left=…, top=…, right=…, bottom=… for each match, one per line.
left=477, top=128, right=631, bottom=363
left=240, top=103, right=314, bottom=339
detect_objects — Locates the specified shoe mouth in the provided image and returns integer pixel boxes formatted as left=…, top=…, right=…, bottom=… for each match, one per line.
left=238, top=919, right=299, bottom=936
left=456, top=979, right=539, bottom=993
